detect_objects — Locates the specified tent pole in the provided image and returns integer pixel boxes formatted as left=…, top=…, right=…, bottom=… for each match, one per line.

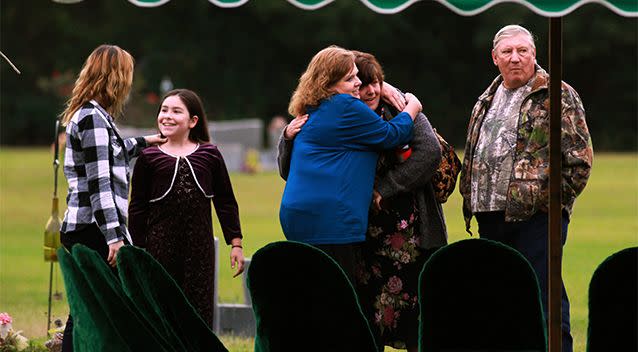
left=548, top=16, right=563, bottom=352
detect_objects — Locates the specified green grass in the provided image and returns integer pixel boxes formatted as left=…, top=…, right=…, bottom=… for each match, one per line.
left=1, top=148, right=636, bottom=352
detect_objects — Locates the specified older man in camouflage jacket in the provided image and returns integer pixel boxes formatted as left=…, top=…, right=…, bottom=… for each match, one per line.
left=459, top=25, right=593, bottom=352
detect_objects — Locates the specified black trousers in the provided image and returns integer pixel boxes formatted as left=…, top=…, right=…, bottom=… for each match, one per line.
left=60, top=223, right=115, bottom=352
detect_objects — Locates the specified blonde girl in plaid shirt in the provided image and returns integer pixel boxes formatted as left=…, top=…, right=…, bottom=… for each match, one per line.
left=58, top=44, right=165, bottom=352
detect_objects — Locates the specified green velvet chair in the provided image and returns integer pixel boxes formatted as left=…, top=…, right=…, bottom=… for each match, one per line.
left=58, top=245, right=169, bottom=352
left=246, top=241, right=378, bottom=352
left=116, top=245, right=228, bottom=352
left=587, top=246, right=637, bottom=352
left=419, top=239, right=546, bottom=352
left=58, top=245, right=228, bottom=352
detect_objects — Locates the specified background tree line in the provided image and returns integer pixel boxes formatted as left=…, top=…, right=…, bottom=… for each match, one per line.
left=1, top=1, right=636, bottom=150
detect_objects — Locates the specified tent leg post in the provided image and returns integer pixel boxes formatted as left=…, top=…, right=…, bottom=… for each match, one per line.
left=548, top=16, right=563, bottom=352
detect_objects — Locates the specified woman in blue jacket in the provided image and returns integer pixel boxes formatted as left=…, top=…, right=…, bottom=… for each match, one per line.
left=280, top=45, right=422, bottom=281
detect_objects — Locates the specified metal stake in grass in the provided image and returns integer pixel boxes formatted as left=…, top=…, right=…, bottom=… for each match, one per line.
left=44, top=119, right=64, bottom=336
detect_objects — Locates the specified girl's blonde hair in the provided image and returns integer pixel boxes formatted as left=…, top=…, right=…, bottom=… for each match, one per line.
left=60, top=44, right=134, bottom=125
left=288, top=45, right=355, bottom=117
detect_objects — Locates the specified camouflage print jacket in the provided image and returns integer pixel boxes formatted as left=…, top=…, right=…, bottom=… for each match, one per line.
left=459, top=66, right=593, bottom=233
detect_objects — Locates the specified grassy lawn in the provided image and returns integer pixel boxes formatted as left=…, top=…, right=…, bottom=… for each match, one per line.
left=1, top=148, right=636, bottom=351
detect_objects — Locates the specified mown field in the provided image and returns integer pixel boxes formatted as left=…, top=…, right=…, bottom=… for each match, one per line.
left=0, top=148, right=636, bottom=351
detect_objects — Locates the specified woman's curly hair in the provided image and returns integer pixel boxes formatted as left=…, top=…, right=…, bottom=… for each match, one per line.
left=288, top=45, right=355, bottom=117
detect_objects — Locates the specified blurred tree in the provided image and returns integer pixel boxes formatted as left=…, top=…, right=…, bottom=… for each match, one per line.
left=0, top=1, right=635, bottom=150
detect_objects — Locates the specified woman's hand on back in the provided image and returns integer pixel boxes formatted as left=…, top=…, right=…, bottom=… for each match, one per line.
left=283, top=114, right=309, bottom=140
left=381, top=82, right=406, bottom=111
left=402, top=93, right=422, bottom=120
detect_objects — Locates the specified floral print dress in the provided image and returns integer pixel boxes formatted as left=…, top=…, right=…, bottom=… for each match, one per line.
left=357, top=191, right=426, bottom=350
left=355, top=119, right=430, bottom=349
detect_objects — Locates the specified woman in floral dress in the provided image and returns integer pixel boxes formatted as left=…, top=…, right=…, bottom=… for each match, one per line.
left=359, top=176, right=433, bottom=350
left=351, top=52, right=448, bottom=352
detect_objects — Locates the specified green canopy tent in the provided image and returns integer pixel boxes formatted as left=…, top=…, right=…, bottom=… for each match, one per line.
left=117, top=0, right=638, bottom=15
left=52, top=0, right=638, bottom=351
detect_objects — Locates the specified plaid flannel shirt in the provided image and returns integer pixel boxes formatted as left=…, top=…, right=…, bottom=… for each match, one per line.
left=61, top=100, right=146, bottom=244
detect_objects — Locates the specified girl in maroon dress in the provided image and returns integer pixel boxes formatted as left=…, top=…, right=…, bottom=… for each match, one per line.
left=129, top=89, right=245, bottom=328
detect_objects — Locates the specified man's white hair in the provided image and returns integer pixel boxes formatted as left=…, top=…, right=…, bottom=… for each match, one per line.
left=493, top=25, right=536, bottom=50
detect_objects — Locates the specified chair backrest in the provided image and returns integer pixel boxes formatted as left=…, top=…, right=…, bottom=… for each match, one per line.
left=587, top=246, right=638, bottom=352
left=116, top=245, right=229, bottom=352
left=419, top=239, right=546, bottom=352
left=58, top=246, right=166, bottom=352
left=246, top=241, right=377, bottom=352
left=58, top=245, right=228, bottom=352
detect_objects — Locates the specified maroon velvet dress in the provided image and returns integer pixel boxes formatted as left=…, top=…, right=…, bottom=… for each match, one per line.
left=129, top=144, right=242, bottom=328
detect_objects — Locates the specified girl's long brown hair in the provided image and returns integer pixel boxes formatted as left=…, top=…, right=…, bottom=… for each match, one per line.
left=60, top=44, right=134, bottom=125
left=288, top=45, right=355, bottom=117
left=159, top=89, right=211, bottom=143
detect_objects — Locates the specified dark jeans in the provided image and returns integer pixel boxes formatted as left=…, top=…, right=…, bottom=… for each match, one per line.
left=313, top=242, right=364, bottom=285
left=60, top=223, right=117, bottom=352
left=475, top=211, right=573, bottom=352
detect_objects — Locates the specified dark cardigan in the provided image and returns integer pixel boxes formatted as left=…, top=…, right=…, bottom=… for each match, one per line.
left=128, top=143, right=242, bottom=247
